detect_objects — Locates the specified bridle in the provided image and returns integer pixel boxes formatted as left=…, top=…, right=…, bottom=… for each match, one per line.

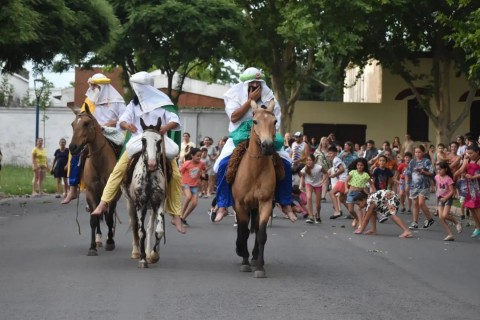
left=73, top=113, right=106, bottom=157
left=247, top=109, right=276, bottom=159
left=141, top=129, right=163, bottom=172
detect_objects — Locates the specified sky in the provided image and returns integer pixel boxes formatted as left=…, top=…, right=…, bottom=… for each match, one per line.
left=25, top=62, right=75, bottom=89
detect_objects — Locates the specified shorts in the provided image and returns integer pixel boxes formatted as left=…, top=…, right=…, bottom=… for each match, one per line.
left=346, top=190, right=361, bottom=204
left=437, top=198, right=453, bottom=207
left=409, top=187, right=429, bottom=199
left=306, top=184, right=322, bottom=194
left=332, top=181, right=346, bottom=194
left=182, top=184, right=199, bottom=194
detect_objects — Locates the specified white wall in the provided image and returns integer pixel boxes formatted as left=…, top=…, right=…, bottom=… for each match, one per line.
left=0, top=107, right=229, bottom=166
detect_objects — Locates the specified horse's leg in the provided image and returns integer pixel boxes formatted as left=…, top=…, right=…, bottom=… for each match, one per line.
left=250, top=209, right=259, bottom=268
left=104, top=202, right=116, bottom=251
left=235, top=205, right=251, bottom=272
left=90, top=200, right=103, bottom=247
left=138, top=207, right=148, bottom=268
left=145, top=209, right=156, bottom=264
left=95, top=224, right=103, bottom=248
left=88, top=214, right=100, bottom=256
left=254, top=201, right=273, bottom=278
left=127, top=200, right=140, bottom=259
left=147, top=209, right=164, bottom=264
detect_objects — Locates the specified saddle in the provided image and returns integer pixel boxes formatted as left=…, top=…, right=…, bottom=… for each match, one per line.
left=226, top=140, right=285, bottom=185
left=124, top=152, right=173, bottom=186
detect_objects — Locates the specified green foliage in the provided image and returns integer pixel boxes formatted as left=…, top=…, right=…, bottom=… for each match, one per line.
left=98, top=0, right=243, bottom=102
left=0, top=0, right=119, bottom=73
left=0, top=75, right=14, bottom=107
left=0, top=165, right=57, bottom=196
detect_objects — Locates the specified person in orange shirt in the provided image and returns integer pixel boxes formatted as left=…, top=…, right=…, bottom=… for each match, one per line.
left=179, top=148, right=206, bottom=227
left=370, top=147, right=398, bottom=178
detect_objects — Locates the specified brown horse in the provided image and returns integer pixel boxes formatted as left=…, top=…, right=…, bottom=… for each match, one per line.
left=231, top=100, right=277, bottom=278
left=69, top=105, right=121, bottom=256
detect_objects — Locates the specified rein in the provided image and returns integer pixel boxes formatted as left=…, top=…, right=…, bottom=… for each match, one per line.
left=75, top=113, right=107, bottom=157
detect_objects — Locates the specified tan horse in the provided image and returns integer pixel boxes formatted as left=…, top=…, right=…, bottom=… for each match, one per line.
left=231, top=100, right=277, bottom=278
left=69, top=105, right=121, bottom=256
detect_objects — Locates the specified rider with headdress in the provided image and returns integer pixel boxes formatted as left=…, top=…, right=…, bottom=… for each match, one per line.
left=212, top=67, right=297, bottom=223
left=62, top=73, right=126, bottom=204
left=91, top=71, right=186, bottom=234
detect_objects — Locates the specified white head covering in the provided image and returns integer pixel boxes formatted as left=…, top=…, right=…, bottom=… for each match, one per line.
left=129, top=71, right=174, bottom=112
left=223, top=67, right=275, bottom=105
left=85, top=73, right=124, bottom=105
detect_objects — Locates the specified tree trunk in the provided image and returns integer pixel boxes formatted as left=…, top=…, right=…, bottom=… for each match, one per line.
left=433, top=57, right=452, bottom=145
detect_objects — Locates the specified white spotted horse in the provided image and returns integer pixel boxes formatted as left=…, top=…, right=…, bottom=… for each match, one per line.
left=68, top=104, right=121, bottom=256
left=122, top=118, right=170, bottom=268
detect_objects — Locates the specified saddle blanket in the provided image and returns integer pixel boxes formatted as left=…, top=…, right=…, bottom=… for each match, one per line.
left=102, top=126, right=125, bottom=146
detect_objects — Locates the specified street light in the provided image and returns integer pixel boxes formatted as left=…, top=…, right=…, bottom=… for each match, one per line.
left=33, top=79, right=45, bottom=142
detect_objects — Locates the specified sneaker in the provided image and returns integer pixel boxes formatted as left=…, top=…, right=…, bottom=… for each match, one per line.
left=407, top=209, right=412, bottom=214
left=423, top=219, right=435, bottom=229
left=409, top=222, right=418, bottom=230
left=209, top=209, right=216, bottom=222
left=401, top=208, right=406, bottom=213
left=456, top=223, right=463, bottom=234
left=472, top=228, right=480, bottom=238
left=378, top=216, right=388, bottom=223
left=443, top=235, right=455, bottom=241
left=315, top=218, right=322, bottom=224
left=321, top=197, right=327, bottom=203
left=305, top=218, right=314, bottom=224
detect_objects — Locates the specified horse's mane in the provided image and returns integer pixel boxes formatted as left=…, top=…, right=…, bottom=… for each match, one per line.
left=226, top=140, right=285, bottom=184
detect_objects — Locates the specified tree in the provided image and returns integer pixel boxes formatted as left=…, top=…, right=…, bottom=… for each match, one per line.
left=0, top=0, right=119, bottom=73
left=337, top=0, right=480, bottom=144
left=98, top=0, right=243, bottom=103
left=0, top=75, right=14, bottom=107
left=232, top=0, right=372, bottom=133
left=232, top=1, right=316, bottom=133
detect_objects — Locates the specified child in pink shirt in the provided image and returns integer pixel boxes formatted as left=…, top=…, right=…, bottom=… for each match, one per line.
left=435, top=161, right=462, bottom=241
left=179, top=148, right=206, bottom=226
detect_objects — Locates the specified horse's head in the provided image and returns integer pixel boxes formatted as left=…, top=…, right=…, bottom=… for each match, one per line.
left=140, top=117, right=163, bottom=172
left=251, top=100, right=277, bottom=155
left=69, top=104, right=99, bottom=155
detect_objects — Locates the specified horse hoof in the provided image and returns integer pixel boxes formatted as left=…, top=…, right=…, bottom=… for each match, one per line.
left=147, top=252, right=160, bottom=264
left=138, top=260, right=149, bottom=268
left=131, top=253, right=140, bottom=259
left=105, top=243, right=115, bottom=251
left=96, top=242, right=103, bottom=248
left=254, top=270, right=266, bottom=278
left=240, top=264, right=252, bottom=272
left=87, top=249, right=98, bottom=256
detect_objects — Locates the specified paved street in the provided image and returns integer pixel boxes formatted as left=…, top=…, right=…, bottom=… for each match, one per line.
left=0, top=194, right=479, bottom=320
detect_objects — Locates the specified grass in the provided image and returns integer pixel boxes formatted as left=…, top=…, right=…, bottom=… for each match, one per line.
left=0, top=165, right=58, bottom=196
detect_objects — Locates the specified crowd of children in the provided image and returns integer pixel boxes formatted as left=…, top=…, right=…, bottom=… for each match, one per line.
left=290, top=132, right=480, bottom=242
left=178, top=130, right=480, bottom=242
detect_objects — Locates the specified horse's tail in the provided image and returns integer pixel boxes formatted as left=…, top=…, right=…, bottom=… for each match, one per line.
left=249, top=208, right=258, bottom=234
